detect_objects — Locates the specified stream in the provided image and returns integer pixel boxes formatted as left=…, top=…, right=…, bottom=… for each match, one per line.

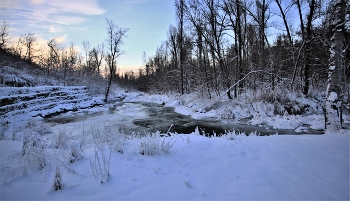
left=45, top=102, right=324, bottom=136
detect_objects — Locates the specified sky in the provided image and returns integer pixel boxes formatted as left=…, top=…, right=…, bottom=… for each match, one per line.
left=0, top=0, right=176, bottom=72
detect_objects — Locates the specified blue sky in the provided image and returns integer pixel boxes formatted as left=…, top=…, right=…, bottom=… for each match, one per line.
left=0, top=0, right=176, bottom=72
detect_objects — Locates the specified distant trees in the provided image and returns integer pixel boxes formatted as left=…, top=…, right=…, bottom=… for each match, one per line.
left=0, top=18, right=128, bottom=94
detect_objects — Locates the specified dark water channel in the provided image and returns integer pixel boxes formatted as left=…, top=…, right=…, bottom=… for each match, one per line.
left=45, top=102, right=323, bottom=136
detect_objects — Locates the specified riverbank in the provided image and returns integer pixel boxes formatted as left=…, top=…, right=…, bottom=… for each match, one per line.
left=1, top=86, right=349, bottom=139
left=114, top=90, right=350, bottom=134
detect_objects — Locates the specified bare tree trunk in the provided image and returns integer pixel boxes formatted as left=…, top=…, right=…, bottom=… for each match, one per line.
left=177, top=0, right=185, bottom=95
left=303, top=0, right=316, bottom=96
left=325, top=0, right=345, bottom=133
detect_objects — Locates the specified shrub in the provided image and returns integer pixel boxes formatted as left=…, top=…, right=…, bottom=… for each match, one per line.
left=138, top=132, right=161, bottom=156
left=68, top=141, right=83, bottom=163
left=23, top=118, right=51, bottom=136
left=52, top=128, right=69, bottom=149
left=136, top=130, right=181, bottom=156
left=21, top=134, right=47, bottom=170
left=0, top=117, right=8, bottom=140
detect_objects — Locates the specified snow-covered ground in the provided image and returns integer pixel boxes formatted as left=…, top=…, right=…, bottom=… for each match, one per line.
left=1, top=87, right=349, bottom=200
left=1, top=128, right=349, bottom=200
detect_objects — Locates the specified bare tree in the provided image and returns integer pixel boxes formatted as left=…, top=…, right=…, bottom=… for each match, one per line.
left=21, top=32, right=37, bottom=62
left=104, top=18, right=129, bottom=102
left=47, top=38, right=61, bottom=76
left=303, top=0, right=317, bottom=96
left=82, top=40, right=92, bottom=75
left=325, top=0, right=346, bottom=132
left=176, top=0, right=185, bottom=94
left=0, top=19, right=9, bottom=49
left=90, top=43, right=105, bottom=75
left=223, top=0, right=246, bottom=97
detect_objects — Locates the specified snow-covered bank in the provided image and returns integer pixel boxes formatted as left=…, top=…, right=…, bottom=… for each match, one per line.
left=114, top=90, right=344, bottom=133
left=1, top=131, right=348, bottom=200
left=0, top=86, right=104, bottom=139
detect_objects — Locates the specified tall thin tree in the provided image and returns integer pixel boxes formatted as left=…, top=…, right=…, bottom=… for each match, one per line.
left=104, top=18, right=128, bottom=102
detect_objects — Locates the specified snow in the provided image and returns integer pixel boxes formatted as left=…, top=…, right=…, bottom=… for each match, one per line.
left=327, top=92, right=338, bottom=102
left=1, top=88, right=349, bottom=200
left=1, top=86, right=104, bottom=136
left=1, top=130, right=349, bottom=200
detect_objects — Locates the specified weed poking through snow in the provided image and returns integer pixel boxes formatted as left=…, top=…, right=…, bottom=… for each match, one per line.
left=53, top=166, right=63, bottom=191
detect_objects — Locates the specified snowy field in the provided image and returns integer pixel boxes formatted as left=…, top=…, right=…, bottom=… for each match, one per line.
left=1, top=87, right=349, bottom=200
left=1, top=130, right=349, bottom=200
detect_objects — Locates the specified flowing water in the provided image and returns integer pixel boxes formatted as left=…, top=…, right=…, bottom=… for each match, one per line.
left=45, top=102, right=323, bottom=136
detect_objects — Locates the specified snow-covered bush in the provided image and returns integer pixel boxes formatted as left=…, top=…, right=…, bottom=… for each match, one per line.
left=136, top=131, right=181, bottom=156
left=23, top=118, right=51, bottom=136
left=52, top=128, right=69, bottom=149
left=102, top=124, right=125, bottom=153
left=223, top=130, right=239, bottom=140
left=138, top=132, right=161, bottom=156
left=160, top=134, right=182, bottom=154
left=222, top=130, right=258, bottom=140
left=90, top=124, right=126, bottom=153
left=0, top=117, right=8, bottom=140
left=52, top=128, right=83, bottom=163
left=21, top=134, right=47, bottom=170
left=53, top=166, right=63, bottom=191
left=67, top=141, right=84, bottom=163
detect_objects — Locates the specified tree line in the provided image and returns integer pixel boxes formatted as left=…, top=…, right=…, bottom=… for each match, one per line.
left=130, top=0, right=349, bottom=101
left=126, top=0, right=348, bottom=132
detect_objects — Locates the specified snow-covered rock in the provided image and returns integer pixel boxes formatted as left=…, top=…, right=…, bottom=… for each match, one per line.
left=0, top=86, right=103, bottom=119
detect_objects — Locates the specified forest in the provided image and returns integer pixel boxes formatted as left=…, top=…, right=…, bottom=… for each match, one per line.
left=133, top=0, right=349, bottom=101
left=1, top=0, right=349, bottom=132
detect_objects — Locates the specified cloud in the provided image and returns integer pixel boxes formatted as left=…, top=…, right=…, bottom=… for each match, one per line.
left=43, top=0, right=106, bottom=15
left=124, top=0, right=152, bottom=6
left=49, top=25, right=62, bottom=33
left=49, top=15, right=87, bottom=25
left=0, top=0, right=106, bottom=36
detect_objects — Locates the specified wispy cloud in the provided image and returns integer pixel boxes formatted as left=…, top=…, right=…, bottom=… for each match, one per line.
left=41, top=0, right=105, bottom=15
left=0, top=0, right=105, bottom=35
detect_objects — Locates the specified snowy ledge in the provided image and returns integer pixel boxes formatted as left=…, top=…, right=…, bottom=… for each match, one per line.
left=0, top=86, right=104, bottom=121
